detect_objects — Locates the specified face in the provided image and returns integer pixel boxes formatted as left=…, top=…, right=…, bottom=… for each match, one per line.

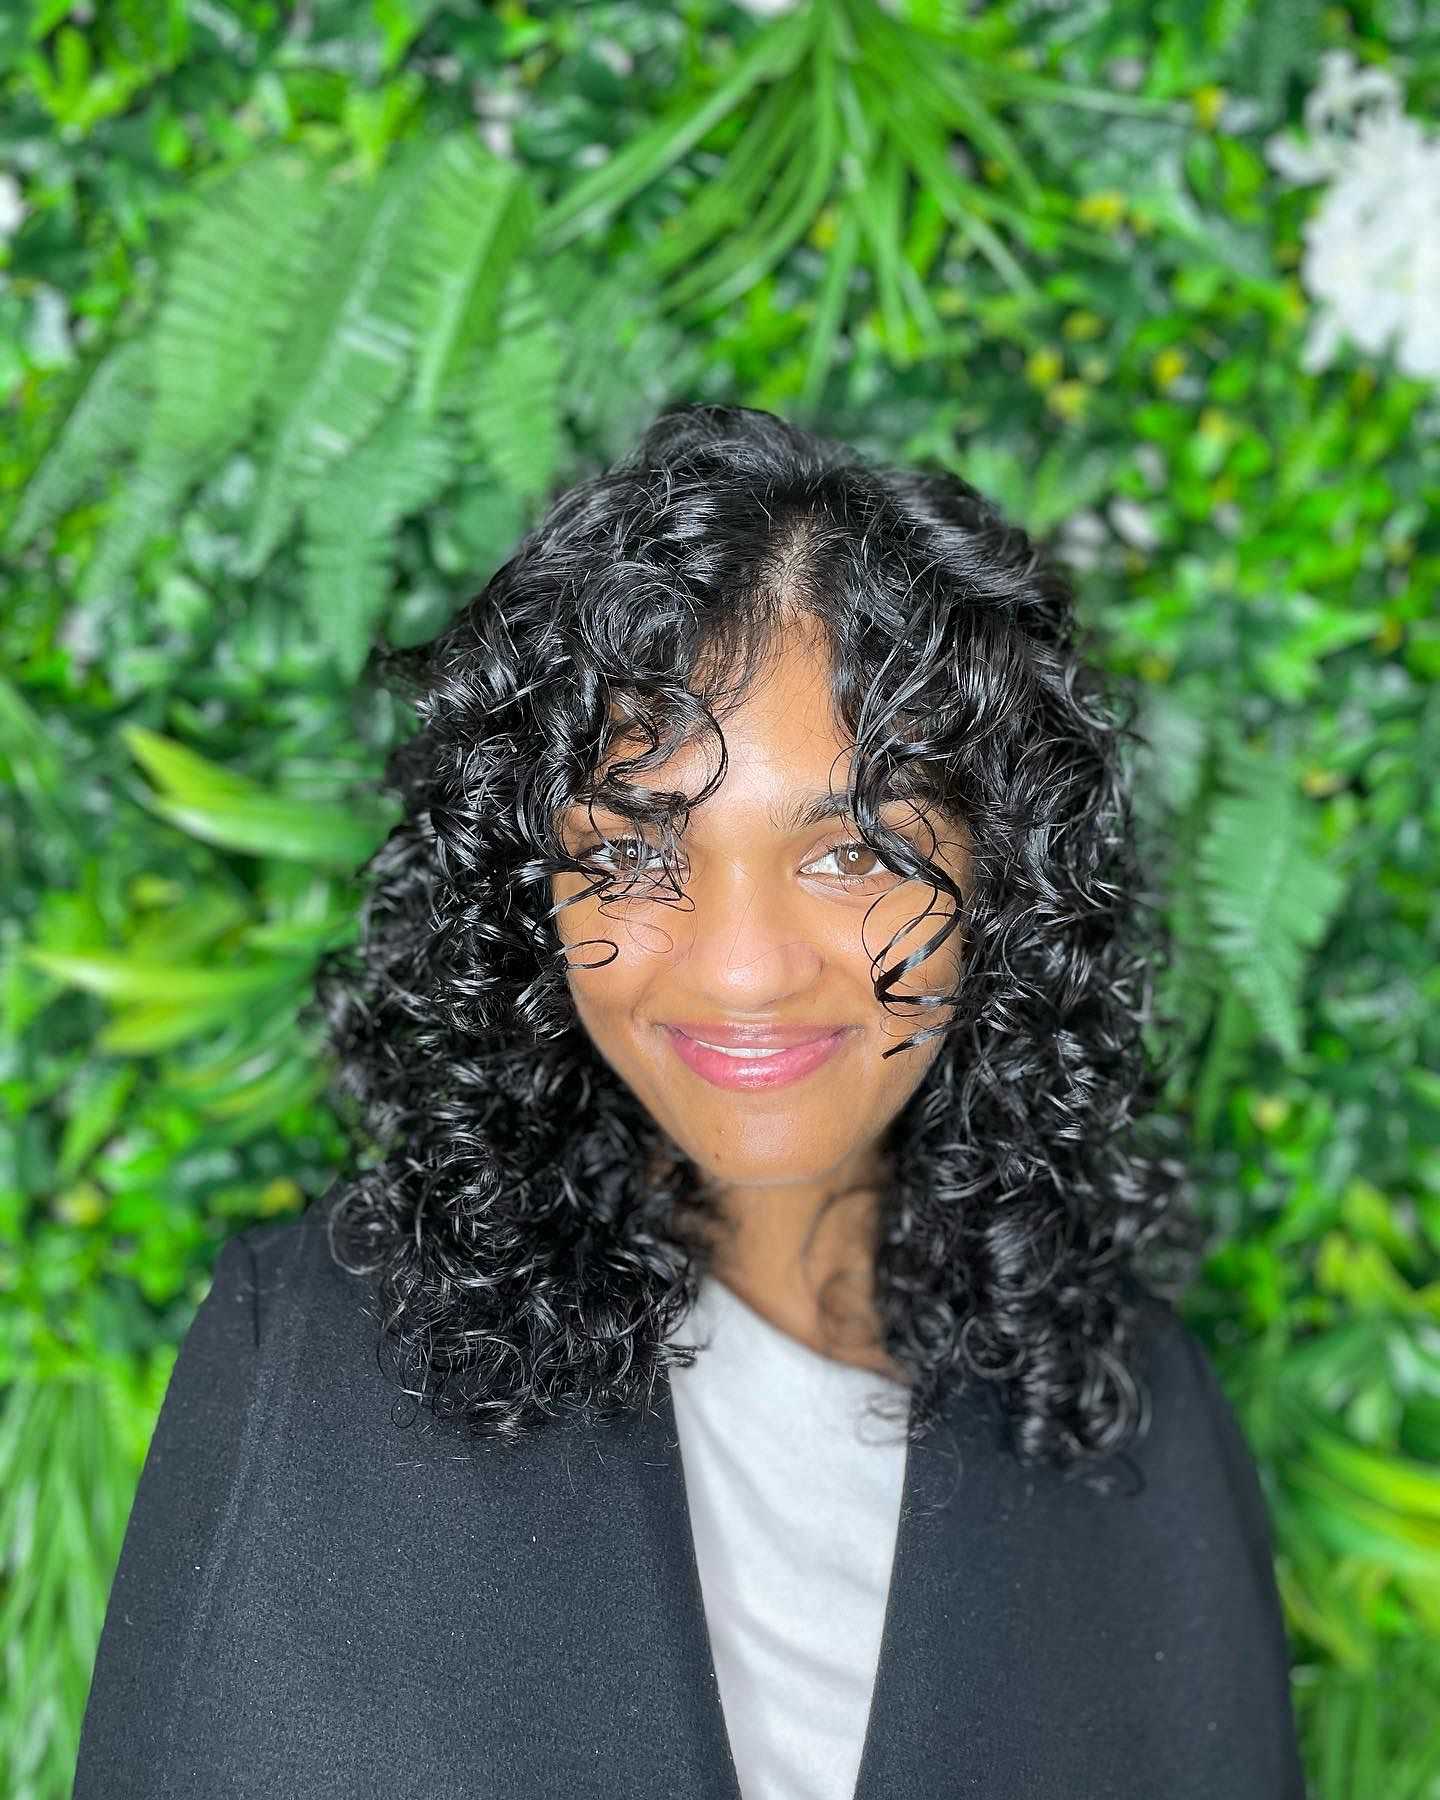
left=549, top=620, right=970, bottom=1199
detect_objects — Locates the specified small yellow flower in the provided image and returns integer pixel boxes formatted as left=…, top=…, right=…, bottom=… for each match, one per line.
left=1251, top=1095, right=1291, bottom=1132
left=1151, top=347, right=1187, bottom=389
left=1079, top=354, right=1110, bottom=383
left=1198, top=405, right=1232, bottom=441
left=1191, top=85, right=1227, bottom=130
left=1300, top=767, right=1344, bottom=798
left=1137, top=652, right=1173, bottom=683
left=1076, top=190, right=1127, bottom=229
left=1062, top=309, right=1105, bottom=342
left=54, top=1182, right=107, bottom=1227
left=1047, top=380, right=1089, bottom=422
left=258, top=1177, right=304, bottom=1216
left=809, top=205, right=839, bottom=252
left=1025, top=346, right=1064, bottom=388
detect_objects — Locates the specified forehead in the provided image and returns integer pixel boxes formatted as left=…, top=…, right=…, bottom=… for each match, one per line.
left=566, top=621, right=955, bottom=839
left=591, top=623, right=851, bottom=789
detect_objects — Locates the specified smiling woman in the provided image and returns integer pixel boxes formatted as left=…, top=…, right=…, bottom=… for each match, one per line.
left=547, top=609, right=976, bottom=1386
left=74, top=403, right=1306, bottom=1800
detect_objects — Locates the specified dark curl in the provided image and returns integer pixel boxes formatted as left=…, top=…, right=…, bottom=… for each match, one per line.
left=306, top=402, right=1205, bottom=1477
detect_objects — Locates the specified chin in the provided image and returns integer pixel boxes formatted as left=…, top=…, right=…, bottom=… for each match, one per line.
left=682, top=1141, right=861, bottom=1190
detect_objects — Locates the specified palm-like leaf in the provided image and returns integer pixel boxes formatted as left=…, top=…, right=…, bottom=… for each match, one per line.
left=535, top=0, right=1180, bottom=401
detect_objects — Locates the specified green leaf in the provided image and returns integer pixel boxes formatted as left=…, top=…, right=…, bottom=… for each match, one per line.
left=76, top=153, right=332, bottom=602
left=1196, top=742, right=1348, bottom=1062
left=22, top=952, right=300, bottom=1005
left=300, top=408, right=458, bottom=681
left=119, top=725, right=393, bottom=868
left=238, top=146, right=435, bottom=576
left=5, top=338, right=150, bottom=553
left=149, top=150, right=332, bottom=464
left=463, top=265, right=565, bottom=503
left=407, top=135, right=537, bottom=419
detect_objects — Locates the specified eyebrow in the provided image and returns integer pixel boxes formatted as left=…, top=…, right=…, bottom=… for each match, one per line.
left=767, top=789, right=858, bottom=833
left=578, top=789, right=916, bottom=832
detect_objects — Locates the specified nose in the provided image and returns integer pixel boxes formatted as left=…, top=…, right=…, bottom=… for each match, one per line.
left=670, top=860, right=825, bottom=1002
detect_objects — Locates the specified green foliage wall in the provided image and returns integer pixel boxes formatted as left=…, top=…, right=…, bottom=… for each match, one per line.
left=2, top=3, right=1438, bottom=1795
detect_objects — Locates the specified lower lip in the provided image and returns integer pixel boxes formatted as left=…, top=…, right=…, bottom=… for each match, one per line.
left=661, top=1027, right=852, bottom=1091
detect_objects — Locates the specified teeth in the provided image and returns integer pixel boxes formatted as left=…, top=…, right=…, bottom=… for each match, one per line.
left=693, top=1041, right=788, bottom=1058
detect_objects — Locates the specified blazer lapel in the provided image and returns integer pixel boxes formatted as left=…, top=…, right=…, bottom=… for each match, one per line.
left=563, top=1371, right=745, bottom=1800
left=627, top=1360, right=970, bottom=1800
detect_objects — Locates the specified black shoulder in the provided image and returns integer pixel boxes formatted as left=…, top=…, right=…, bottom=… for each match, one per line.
left=226, top=1190, right=381, bottom=1363
left=1126, top=1287, right=1285, bottom=1568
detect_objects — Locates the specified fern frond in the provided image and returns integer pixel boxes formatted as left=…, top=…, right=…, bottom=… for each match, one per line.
left=73, top=153, right=331, bottom=602
left=75, top=451, right=193, bottom=604
left=1196, top=742, right=1347, bottom=1061
left=300, top=407, right=458, bottom=680
left=5, top=337, right=149, bottom=553
left=459, top=264, right=565, bottom=504
left=549, top=250, right=702, bottom=459
left=150, top=150, right=332, bottom=464
left=405, top=134, right=537, bottom=420
left=237, top=142, right=438, bottom=577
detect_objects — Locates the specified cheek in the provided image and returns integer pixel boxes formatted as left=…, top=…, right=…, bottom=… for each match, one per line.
left=861, top=884, right=965, bottom=997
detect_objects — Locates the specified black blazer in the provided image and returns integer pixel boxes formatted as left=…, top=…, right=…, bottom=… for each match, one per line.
left=74, top=1198, right=1308, bottom=1799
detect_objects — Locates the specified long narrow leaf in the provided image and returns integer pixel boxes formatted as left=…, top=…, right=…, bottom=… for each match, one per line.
left=663, top=31, right=840, bottom=315
left=647, top=82, right=804, bottom=276
left=799, top=203, right=862, bottom=411
left=539, top=7, right=814, bottom=248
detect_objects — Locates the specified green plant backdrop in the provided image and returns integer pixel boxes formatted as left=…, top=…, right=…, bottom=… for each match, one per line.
left=2, top=2, right=1438, bottom=1796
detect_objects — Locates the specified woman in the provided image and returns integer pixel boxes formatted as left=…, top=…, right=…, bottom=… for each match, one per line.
left=75, top=404, right=1307, bottom=1799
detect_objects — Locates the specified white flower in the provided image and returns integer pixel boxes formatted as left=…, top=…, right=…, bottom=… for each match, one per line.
left=1107, top=497, right=1160, bottom=553
left=1265, top=49, right=1440, bottom=380
left=26, top=284, right=73, bottom=368
left=0, top=172, right=27, bottom=238
left=1056, top=508, right=1108, bottom=572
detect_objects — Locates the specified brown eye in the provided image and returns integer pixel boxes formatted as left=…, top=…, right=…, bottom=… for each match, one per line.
left=583, top=834, right=685, bottom=893
left=591, top=835, right=654, bottom=875
left=804, top=840, right=898, bottom=886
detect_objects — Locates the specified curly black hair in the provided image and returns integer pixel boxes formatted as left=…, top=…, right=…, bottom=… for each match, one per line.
left=306, top=401, right=1205, bottom=1475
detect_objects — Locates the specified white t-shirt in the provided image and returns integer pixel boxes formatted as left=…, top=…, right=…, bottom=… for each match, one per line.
left=665, top=1274, right=911, bottom=1800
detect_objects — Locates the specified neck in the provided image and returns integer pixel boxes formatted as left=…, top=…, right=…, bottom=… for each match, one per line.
left=697, top=1151, right=907, bottom=1384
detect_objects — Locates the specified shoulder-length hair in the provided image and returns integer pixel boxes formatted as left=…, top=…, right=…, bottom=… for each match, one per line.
left=307, top=401, right=1204, bottom=1473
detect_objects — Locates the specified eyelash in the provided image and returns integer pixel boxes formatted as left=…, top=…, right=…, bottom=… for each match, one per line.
left=580, top=835, right=897, bottom=889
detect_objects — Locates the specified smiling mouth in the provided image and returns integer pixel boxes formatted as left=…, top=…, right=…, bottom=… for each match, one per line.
left=661, top=1025, right=852, bottom=1091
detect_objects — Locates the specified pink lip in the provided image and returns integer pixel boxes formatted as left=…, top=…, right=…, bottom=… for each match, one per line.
left=662, top=1025, right=851, bottom=1091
